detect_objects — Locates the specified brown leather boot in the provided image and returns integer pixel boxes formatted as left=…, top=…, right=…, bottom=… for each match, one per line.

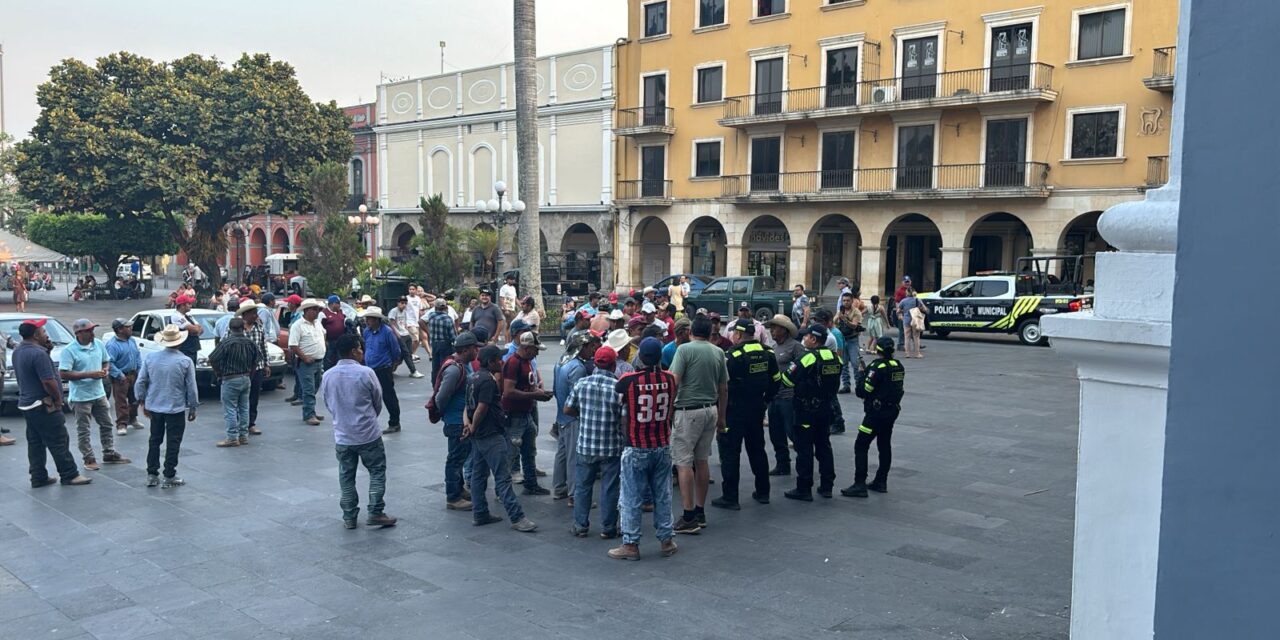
left=608, top=543, right=640, bottom=561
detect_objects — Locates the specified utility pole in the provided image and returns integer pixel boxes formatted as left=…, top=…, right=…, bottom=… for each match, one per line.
left=0, top=43, right=7, bottom=142
left=439, top=41, right=446, bottom=75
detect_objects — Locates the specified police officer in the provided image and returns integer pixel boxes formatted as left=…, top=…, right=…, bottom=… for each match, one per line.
left=781, top=324, right=843, bottom=501
left=842, top=336, right=905, bottom=498
left=711, top=318, right=780, bottom=510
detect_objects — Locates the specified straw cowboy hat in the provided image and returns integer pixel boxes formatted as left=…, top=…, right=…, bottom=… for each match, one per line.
left=605, top=328, right=631, bottom=352
left=235, top=301, right=264, bottom=316
left=360, top=306, right=387, bottom=321
left=298, top=298, right=324, bottom=312
left=765, top=313, right=798, bottom=338
left=156, top=324, right=188, bottom=348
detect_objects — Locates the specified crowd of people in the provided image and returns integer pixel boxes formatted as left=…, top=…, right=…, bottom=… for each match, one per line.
left=4, top=272, right=912, bottom=563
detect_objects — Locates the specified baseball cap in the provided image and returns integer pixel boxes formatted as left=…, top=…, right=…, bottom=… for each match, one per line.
left=478, top=344, right=504, bottom=364
left=576, top=309, right=594, bottom=321
left=708, top=312, right=722, bottom=323
left=479, top=288, right=493, bottom=296
left=674, top=317, right=692, bottom=333
left=510, top=319, right=531, bottom=336
left=607, top=309, right=624, bottom=321
left=521, top=295, right=535, bottom=306
left=110, top=318, right=128, bottom=331
left=902, top=275, right=912, bottom=283
left=435, top=298, right=448, bottom=309
left=803, top=324, right=829, bottom=341
left=327, top=294, right=341, bottom=304
left=738, top=301, right=751, bottom=311
left=21, top=318, right=47, bottom=328
left=732, top=318, right=754, bottom=333
left=593, top=345, right=617, bottom=367
left=261, top=293, right=275, bottom=302
left=517, top=331, right=546, bottom=351
left=626, top=315, right=648, bottom=330
left=175, top=295, right=195, bottom=306
left=285, top=294, right=303, bottom=305
left=72, top=318, right=97, bottom=333
left=608, top=292, right=618, bottom=304
left=453, top=331, right=479, bottom=348
left=638, top=337, right=663, bottom=366
left=641, top=301, right=657, bottom=314
left=471, top=325, right=491, bottom=344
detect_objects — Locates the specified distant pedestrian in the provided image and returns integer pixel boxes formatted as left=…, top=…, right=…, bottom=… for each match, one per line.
left=470, top=289, right=505, bottom=344
left=386, top=297, right=424, bottom=379
left=893, top=276, right=912, bottom=350
left=105, top=318, right=143, bottom=436
left=359, top=306, right=403, bottom=434
left=61, top=319, right=131, bottom=471
left=900, top=289, right=926, bottom=359
left=424, top=298, right=456, bottom=382
left=237, top=302, right=270, bottom=437
left=863, top=296, right=888, bottom=353
left=502, top=330, right=554, bottom=495
left=499, top=274, right=518, bottom=341
left=320, top=334, right=397, bottom=529
left=15, top=319, right=91, bottom=487
left=209, top=317, right=260, bottom=448
left=564, top=345, right=623, bottom=539
left=791, top=284, right=810, bottom=329
left=764, top=314, right=802, bottom=476
left=135, top=324, right=199, bottom=489
left=432, top=331, right=479, bottom=511
left=321, top=295, right=348, bottom=369
left=288, top=298, right=327, bottom=425
left=465, top=345, right=538, bottom=532
left=514, top=295, right=541, bottom=333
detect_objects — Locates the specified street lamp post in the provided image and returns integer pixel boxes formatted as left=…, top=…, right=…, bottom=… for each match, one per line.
left=347, top=203, right=381, bottom=259
left=474, top=180, right=526, bottom=277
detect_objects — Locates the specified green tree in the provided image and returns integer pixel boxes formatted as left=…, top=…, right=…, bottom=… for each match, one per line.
left=467, top=227, right=501, bottom=283
left=25, top=212, right=177, bottom=281
left=13, top=52, right=353, bottom=286
left=298, top=163, right=367, bottom=297
left=0, top=133, right=38, bottom=233
left=403, top=194, right=469, bottom=292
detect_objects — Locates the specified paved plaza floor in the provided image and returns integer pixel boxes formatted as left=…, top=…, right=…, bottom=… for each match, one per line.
left=0, top=291, right=1076, bottom=639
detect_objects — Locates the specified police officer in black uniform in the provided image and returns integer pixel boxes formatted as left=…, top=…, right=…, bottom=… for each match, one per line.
left=712, top=318, right=780, bottom=510
left=842, top=336, right=906, bottom=498
left=782, top=324, right=843, bottom=501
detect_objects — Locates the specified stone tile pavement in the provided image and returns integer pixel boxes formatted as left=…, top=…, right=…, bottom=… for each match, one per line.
left=0, top=296, right=1076, bottom=638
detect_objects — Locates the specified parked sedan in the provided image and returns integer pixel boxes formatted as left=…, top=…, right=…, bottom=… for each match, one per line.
left=120, top=309, right=288, bottom=389
left=0, top=313, right=72, bottom=410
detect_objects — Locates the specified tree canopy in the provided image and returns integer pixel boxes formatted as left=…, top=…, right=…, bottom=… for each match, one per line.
left=402, top=194, right=470, bottom=292
left=0, top=133, right=38, bottom=233
left=25, top=212, right=177, bottom=280
left=13, top=51, right=353, bottom=285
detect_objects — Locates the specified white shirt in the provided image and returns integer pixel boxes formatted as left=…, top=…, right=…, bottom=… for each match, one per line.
left=287, top=316, right=327, bottom=359
left=387, top=306, right=411, bottom=337
left=405, top=296, right=421, bottom=325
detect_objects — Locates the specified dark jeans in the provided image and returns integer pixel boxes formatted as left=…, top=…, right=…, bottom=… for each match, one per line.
left=430, top=342, right=453, bottom=382
left=443, top=423, right=471, bottom=501
left=767, top=397, right=796, bottom=469
left=505, top=411, right=539, bottom=486
left=324, top=339, right=339, bottom=370
left=297, top=360, right=322, bottom=420
left=396, top=335, right=417, bottom=374
left=792, top=409, right=835, bottom=492
left=718, top=405, right=770, bottom=502
left=336, top=437, right=387, bottom=521
left=855, top=406, right=899, bottom=485
left=573, top=454, right=621, bottom=534
left=373, top=366, right=401, bottom=427
left=469, top=432, right=525, bottom=523
left=146, top=411, right=187, bottom=479
left=248, top=369, right=263, bottom=426
left=24, top=407, right=80, bottom=485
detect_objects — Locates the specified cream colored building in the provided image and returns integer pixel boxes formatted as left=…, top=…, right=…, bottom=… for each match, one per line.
left=614, top=0, right=1176, bottom=296
left=374, top=45, right=616, bottom=288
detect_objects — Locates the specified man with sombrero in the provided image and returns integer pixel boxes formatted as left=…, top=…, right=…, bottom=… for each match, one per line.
left=288, top=299, right=328, bottom=425
left=236, top=301, right=271, bottom=436
left=135, top=324, right=199, bottom=488
left=764, top=314, right=803, bottom=476
left=360, top=306, right=404, bottom=434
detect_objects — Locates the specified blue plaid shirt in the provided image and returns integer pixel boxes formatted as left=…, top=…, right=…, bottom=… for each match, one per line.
left=566, top=369, right=623, bottom=457
left=426, top=310, right=456, bottom=346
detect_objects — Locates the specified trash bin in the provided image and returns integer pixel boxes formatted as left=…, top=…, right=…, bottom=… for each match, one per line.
left=375, top=277, right=410, bottom=310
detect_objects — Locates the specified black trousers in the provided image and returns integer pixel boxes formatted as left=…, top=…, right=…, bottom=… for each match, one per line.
left=146, top=411, right=186, bottom=479
left=717, top=405, right=770, bottom=502
left=373, top=366, right=401, bottom=427
left=430, top=342, right=453, bottom=383
left=248, top=369, right=263, bottom=427
left=792, top=409, right=835, bottom=492
left=396, top=335, right=417, bottom=374
left=324, top=339, right=339, bottom=370
left=855, top=406, right=899, bottom=485
left=766, top=397, right=795, bottom=469
left=24, top=407, right=80, bottom=485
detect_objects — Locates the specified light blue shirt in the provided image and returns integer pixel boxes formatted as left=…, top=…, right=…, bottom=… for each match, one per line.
left=59, top=338, right=109, bottom=402
left=554, top=357, right=590, bottom=426
left=105, top=335, right=141, bottom=379
left=319, top=359, right=383, bottom=446
left=214, top=314, right=233, bottom=340
left=134, top=348, right=199, bottom=414
left=260, top=307, right=281, bottom=338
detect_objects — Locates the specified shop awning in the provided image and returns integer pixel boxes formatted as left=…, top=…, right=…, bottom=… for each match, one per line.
left=0, top=229, right=71, bottom=263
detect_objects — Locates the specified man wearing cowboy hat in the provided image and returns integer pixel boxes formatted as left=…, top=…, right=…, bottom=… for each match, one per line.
left=208, top=317, right=262, bottom=447
left=359, top=306, right=404, bottom=434
left=605, top=328, right=634, bottom=376
left=289, top=299, right=328, bottom=425
left=236, top=301, right=271, bottom=436
left=61, top=319, right=131, bottom=471
left=135, top=324, right=199, bottom=488
left=764, top=314, right=803, bottom=476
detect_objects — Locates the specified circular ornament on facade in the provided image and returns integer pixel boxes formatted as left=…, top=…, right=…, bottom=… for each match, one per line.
left=562, top=64, right=598, bottom=92
left=391, top=92, right=415, bottom=114
left=426, top=86, right=453, bottom=110
left=469, top=79, right=498, bottom=105
left=536, top=74, right=545, bottom=94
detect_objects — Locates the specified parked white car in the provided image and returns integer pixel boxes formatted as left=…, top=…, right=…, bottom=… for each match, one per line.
left=114, top=309, right=288, bottom=389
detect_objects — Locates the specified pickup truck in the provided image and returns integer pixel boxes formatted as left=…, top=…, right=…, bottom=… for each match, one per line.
left=685, top=276, right=795, bottom=321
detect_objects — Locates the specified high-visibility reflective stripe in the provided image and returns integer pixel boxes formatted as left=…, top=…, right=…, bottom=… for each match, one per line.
left=801, top=353, right=817, bottom=367
left=863, top=382, right=875, bottom=392
left=858, top=425, right=873, bottom=434
left=819, top=349, right=834, bottom=361
left=730, top=350, right=742, bottom=358
left=887, top=360, right=898, bottom=367
left=772, top=372, right=782, bottom=381
left=781, top=373, right=794, bottom=388
left=801, top=423, right=811, bottom=430
left=744, top=343, right=763, bottom=352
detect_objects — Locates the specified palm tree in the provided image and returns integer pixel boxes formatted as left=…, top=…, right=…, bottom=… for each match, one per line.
left=467, top=228, right=501, bottom=282
left=513, top=0, right=544, bottom=314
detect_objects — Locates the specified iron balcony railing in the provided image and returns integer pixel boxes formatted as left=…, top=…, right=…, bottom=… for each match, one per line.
left=1151, top=46, right=1176, bottom=79
left=617, top=179, right=673, bottom=201
left=617, top=106, right=675, bottom=130
left=1146, top=156, right=1169, bottom=187
left=720, top=162, right=1051, bottom=197
left=723, top=63, right=1054, bottom=120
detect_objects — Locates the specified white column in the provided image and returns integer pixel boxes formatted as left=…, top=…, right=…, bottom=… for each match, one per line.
left=378, top=85, right=388, bottom=125
left=377, top=134, right=389, bottom=208
left=600, top=109, right=613, bottom=203
left=940, top=246, right=968, bottom=284
left=548, top=115, right=558, bottom=206
left=455, top=126, right=466, bottom=207
left=415, top=79, right=423, bottom=120
left=860, top=245, right=885, bottom=299
left=786, top=245, right=808, bottom=286
left=548, top=56, right=558, bottom=105
left=670, top=243, right=690, bottom=274
left=416, top=131, right=425, bottom=200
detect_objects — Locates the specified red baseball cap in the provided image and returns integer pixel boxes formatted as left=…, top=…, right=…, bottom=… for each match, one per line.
left=175, top=295, right=195, bottom=306
left=593, top=345, right=617, bottom=367
left=576, top=309, right=594, bottom=321
left=608, top=292, right=618, bottom=304
left=285, top=294, right=303, bottom=305
left=21, top=318, right=47, bottom=328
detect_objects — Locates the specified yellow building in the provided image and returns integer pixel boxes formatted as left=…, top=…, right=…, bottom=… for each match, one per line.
left=613, top=0, right=1176, bottom=297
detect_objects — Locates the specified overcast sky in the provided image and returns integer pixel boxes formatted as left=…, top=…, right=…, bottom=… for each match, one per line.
left=1, top=0, right=626, bottom=139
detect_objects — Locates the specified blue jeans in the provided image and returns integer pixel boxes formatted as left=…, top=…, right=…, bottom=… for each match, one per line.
left=573, top=453, right=621, bottom=534
left=896, top=312, right=906, bottom=350
left=841, top=339, right=860, bottom=387
left=220, top=375, right=251, bottom=439
left=560, top=316, right=575, bottom=339
left=297, top=360, right=322, bottom=419
left=443, top=423, right=471, bottom=502
left=336, top=438, right=386, bottom=522
left=505, top=411, right=540, bottom=487
left=620, top=447, right=674, bottom=545
left=469, top=432, right=525, bottom=523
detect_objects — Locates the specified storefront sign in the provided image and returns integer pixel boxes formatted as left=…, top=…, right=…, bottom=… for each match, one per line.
left=748, top=229, right=790, bottom=245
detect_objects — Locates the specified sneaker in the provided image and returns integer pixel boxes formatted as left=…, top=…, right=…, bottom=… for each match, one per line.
left=840, top=483, right=869, bottom=498
left=674, top=517, right=701, bottom=535
left=131, top=421, right=145, bottom=430
left=102, top=452, right=131, bottom=464
left=410, top=372, right=425, bottom=379
left=65, top=475, right=93, bottom=486
left=710, top=497, right=740, bottom=511
left=314, top=415, right=326, bottom=421
left=146, top=474, right=160, bottom=487
left=570, top=526, right=588, bottom=538
left=522, top=485, right=550, bottom=496
left=32, top=478, right=58, bottom=488
left=116, top=427, right=129, bottom=436
left=0, top=435, right=15, bottom=446
left=868, top=480, right=888, bottom=493
left=290, top=400, right=303, bottom=406
left=511, top=518, right=538, bottom=533
left=566, top=496, right=574, bottom=508
left=83, top=457, right=100, bottom=471
left=216, top=439, right=240, bottom=447
left=599, top=530, right=620, bottom=540
left=553, top=492, right=569, bottom=501
left=608, top=543, right=640, bottom=561
left=248, top=426, right=262, bottom=435
left=473, top=514, right=503, bottom=526
left=838, top=386, right=852, bottom=394
left=238, top=436, right=249, bottom=445
left=366, top=513, right=398, bottom=528
left=534, top=468, right=548, bottom=477
left=660, top=539, right=679, bottom=557
left=784, top=489, right=813, bottom=502
left=343, top=519, right=357, bottom=530
left=695, top=512, right=707, bottom=527
left=305, top=417, right=321, bottom=426
left=382, top=425, right=401, bottom=434
left=446, top=499, right=473, bottom=510
left=752, top=492, right=770, bottom=504
left=161, top=477, right=185, bottom=489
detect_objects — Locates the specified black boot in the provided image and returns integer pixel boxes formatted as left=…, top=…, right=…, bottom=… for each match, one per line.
left=841, top=483, right=868, bottom=498
left=784, top=488, right=813, bottom=502
left=768, top=464, right=791, bottom=476
left=868, top=478, right=888, bottom=493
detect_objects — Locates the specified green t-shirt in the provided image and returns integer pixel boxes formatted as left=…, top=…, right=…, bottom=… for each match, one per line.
left=669, top=339, right=728, bottom=408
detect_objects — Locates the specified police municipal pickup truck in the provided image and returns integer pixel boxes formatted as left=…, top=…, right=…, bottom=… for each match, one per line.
left=920, top=256, right=1093, bottom=346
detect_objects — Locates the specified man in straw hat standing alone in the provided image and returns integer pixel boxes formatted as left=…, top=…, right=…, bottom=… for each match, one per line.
left=289, top=298, right=328, bottom=426
left=135, top=324, right=199, bottom=488
left=360, top=306, right=403, bottom=434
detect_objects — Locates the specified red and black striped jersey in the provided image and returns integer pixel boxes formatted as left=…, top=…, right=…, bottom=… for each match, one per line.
left=614, top=367, right=676, bottom=449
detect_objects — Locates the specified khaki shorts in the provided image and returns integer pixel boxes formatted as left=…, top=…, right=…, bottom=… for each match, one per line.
left=671, top=405, right=717, bottom=466
left=406, top=325, right=420, bottom=342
